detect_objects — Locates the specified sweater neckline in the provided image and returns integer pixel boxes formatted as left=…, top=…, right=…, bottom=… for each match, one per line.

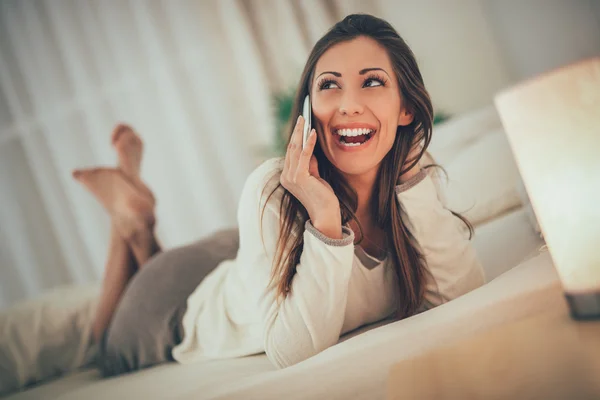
left=355, top=245, right=387, bottom=271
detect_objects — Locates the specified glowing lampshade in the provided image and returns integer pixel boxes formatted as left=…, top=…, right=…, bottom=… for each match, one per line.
left=495, top=58, right=600, bottom=320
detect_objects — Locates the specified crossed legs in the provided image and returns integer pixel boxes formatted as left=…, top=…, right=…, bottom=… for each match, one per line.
left=73, top=124, right=161, bottom=343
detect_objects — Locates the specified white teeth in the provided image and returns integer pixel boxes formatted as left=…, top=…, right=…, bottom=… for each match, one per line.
left=336, top=128, right=373, bottom=137
left=341, top=142, right=363, bottom=147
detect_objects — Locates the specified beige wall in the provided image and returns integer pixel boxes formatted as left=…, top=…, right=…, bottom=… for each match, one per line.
left=483, top=0, right=600, bottom=81
left=337, top=0, right=600, bottom=115
left=377, top=0, right=512, bottom=115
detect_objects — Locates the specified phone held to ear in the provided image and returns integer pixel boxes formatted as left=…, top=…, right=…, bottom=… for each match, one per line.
left=302, top=95, right=312, bottom=149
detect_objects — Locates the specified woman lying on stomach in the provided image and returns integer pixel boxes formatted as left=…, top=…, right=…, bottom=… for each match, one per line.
left=73, top=13, right=485, bottom=375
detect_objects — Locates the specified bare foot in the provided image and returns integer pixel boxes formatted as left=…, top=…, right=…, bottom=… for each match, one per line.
left=112, top=124, right=142, bottom=177
left=111, top=124, right=155, bottom=204
left=72, top=167, right=155, bottom=242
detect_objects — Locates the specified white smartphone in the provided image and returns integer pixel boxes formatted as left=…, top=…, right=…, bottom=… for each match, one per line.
left=302, top=95, right=312, bottom=149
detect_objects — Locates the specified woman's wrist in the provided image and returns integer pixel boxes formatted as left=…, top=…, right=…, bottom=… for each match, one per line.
left=305, top=220, right=354, bottom=247
left=312, top=225, right=342, bottom=240
left=311, top=213, right=342, bottom=240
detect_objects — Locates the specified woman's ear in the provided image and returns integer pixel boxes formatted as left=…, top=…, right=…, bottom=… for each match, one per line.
left=397, top=109, right=414, bottom=126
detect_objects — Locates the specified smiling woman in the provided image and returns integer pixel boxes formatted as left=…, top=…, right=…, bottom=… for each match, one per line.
left=312, top=40, right=412, bottom=165
left=264, top=13, right=480, bottom=321
left=80, top=13, right=485, bottom=377
left=253, top=14, right=484, bottom=367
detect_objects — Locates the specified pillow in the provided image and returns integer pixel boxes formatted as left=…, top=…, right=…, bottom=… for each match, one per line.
left=431, top=126, right=523, bottom=227
left=0, top=284, right=100, bottom=395
left=473, top=208, right=546, bottom=282
left=429, top=104, right=502, bottom=166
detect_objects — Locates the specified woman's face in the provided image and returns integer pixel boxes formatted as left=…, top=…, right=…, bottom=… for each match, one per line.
left=311, top=36, right=413, bottom=177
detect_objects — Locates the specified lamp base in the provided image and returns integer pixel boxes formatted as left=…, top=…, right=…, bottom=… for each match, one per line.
left=565, top=291, right=600, bottom=320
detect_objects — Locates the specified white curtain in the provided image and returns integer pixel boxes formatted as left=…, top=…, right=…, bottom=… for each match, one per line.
left=0, top=0, right=514, bottom=308
left=0, top=0, right=370, bottom=308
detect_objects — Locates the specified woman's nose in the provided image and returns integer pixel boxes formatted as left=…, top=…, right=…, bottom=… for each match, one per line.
left=338, top=91, right=364, bottom=116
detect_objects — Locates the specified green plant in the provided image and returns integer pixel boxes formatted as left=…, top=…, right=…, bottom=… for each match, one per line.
left=433, top=111, right=451, bottom=125
left=271, top=88, right=296, bottom=157
left=271, top=88, right=451, bottom=156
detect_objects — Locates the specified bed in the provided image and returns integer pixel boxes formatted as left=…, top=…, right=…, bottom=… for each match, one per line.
left=1, top=105, right=553, bottom=399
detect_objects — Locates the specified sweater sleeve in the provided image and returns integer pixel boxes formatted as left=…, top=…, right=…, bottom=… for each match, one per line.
left=395, top=169, right=485, bottom=311
left=236, top=158, right=356, bottom=369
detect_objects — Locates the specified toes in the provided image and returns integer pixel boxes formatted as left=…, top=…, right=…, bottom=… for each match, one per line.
left=112, top=124, right=143, bottom=154
left=122, top=133, right=142, bottom=149
left=111, top=123, right=134, bottom=145
left=111, top=124, right=125, bottom=144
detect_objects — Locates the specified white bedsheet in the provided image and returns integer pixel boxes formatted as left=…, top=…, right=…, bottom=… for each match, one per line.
left=5, top=249, right=562, bottom=400
left=200, top=251, right=563, bottom=400
left=4, top=208, right=554, bottom=400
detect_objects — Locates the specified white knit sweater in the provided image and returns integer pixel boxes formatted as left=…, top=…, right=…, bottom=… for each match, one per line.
left=172, top=158, right=484, bottom=368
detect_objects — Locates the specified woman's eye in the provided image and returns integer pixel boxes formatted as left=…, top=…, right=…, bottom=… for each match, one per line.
left=320, top=80, right=339, bottom=90
left=364, top=78, right=383, bottom=88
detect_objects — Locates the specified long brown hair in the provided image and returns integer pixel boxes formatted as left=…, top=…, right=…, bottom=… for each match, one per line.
left=260, top=14, right=473, bottom=318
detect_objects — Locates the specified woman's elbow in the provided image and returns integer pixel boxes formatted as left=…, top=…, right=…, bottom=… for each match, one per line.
left=265, top=346, right=310, bottom=369
left=264, top=335, right=320, bottom=369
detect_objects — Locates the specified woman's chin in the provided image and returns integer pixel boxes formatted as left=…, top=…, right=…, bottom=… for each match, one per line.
left=330, top=156, right=380, bottom=177
left=322, top=134, right=389, bottom=176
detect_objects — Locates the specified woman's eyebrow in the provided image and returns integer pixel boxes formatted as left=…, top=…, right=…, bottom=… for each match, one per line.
left=359, top=67, right=390, bottom=78
left=315, top=67, right=390, bottom=80
left=315, top=71, right=342, bottom=79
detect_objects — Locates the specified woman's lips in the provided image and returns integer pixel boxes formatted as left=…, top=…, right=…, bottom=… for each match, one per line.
left=330, top=128, right=377, bottom=152
left=331, top=123, right=378, bottom=132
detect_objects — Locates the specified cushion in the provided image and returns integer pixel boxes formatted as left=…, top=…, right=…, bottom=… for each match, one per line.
left=473, top=208, right=545, bottom=282
left=428, top=104, right=502, bottom=166
left=0, top=284, right=100, bottom=396
left=430, top=114, right=523, bottom=226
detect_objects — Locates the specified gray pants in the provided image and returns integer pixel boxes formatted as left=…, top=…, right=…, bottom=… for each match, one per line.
left=96, top=228, right=239, bottom=377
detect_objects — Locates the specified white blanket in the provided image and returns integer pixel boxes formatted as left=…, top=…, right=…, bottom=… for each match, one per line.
left=5, top=249, right=560, bottom=400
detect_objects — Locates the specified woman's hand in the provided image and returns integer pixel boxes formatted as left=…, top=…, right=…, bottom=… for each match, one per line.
left=280, top=116, right=342, bottom=238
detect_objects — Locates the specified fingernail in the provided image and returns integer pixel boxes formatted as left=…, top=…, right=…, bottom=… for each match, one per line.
left=297, top=115, right=302, bottom=123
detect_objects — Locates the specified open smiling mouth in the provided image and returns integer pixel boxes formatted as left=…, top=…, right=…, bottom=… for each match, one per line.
left=333, top=128, right=375, bottom=147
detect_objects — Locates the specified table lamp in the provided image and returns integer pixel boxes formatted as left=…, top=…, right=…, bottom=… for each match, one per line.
left=494, top=57, right=600, bottom=320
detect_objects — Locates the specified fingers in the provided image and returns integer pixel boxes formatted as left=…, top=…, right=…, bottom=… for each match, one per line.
left=282, top=116, right=304, bottom=183
left=308, top=152, right=320, bottom=178
left=282, top=117, right=318, bottom=189
left=291, top=115, right=304, bottom=150
left=283, top=118, right=294, bottom=174
left=296, top=129, right=316, bottom=178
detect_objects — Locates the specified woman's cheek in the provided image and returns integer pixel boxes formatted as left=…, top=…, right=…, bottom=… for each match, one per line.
left=312, top=104, right=335, bottom=132
left=372, top=94, right=397, bottom=116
